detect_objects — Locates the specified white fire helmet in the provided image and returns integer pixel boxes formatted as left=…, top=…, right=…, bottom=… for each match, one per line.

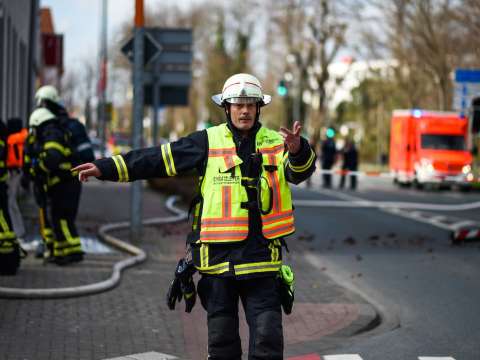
left=212, top=73, right=271, bottom=107
left=29, top=108, right=56, bottom=128
left=35, top=85, right=61, bottom=106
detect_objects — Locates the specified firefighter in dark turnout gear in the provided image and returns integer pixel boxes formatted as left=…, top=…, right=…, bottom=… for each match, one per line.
left=0, top=120, right=20, bottom=275
left=23, top=123, right=55, bottom=258
left=35, top=85, right=95, bottom=164
left=34, top=85, right=92, bottom=261
left=28, top=108, right=83, bottom=265
left=74, top=73, right=316, bottom=359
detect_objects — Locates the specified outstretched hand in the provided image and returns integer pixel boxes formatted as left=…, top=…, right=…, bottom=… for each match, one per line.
left=71, top=163, right=102, bottom=182
left=279, top=121, right=302, bottom=154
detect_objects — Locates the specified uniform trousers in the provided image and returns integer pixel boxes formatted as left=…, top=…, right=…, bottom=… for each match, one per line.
left=198, top=275, right=283, bottom=360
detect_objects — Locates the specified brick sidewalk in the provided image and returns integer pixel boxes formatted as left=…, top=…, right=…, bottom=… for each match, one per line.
left=0, top=180, right=377, bottom=360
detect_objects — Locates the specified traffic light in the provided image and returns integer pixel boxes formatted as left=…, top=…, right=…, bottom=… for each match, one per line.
left=472, top=97, right=480, bottom=133
left=277, top=80, right=288, bottom=97
left=326, top=127, right=336, bottom=138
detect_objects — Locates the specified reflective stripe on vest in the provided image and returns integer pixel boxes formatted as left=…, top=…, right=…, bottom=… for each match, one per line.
left=200, top=124, right=294, bottom=243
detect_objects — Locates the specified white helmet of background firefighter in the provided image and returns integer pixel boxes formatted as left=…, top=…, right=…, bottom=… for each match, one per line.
left=212, top=73, right=271, bottom=108
left=29, top=108, right=56, bottom=128
left=35, top=85, right=61, bottom=106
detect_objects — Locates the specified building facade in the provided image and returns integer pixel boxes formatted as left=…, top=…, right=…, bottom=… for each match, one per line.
left=0, top=0, right=39, bottom=125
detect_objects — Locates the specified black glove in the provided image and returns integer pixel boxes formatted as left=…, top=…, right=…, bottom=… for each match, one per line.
left=166, top=277, right=183, bottom=310
left=166, top=258, right=197, bottom=313
left=181, top=276, right=196, bottom=313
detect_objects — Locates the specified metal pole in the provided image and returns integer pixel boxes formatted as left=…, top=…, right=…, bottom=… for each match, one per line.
left=130, top=0, right=144, bottom=242
left=152, top=78, right=158, bottom=146
left=98, top=0, right=108, bottom=157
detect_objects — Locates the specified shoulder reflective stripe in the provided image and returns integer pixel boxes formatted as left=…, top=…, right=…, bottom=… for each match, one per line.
left=165, top=143, right=176, bottom=175
left=161, top=144, right=176, bottom=176
left=44, top=141, right=71, bottom=156
left=117, top=155, right=129, bottom=181
left=0, top=210, right=11, bottom=232
left=0, top=173, right=8, bottom=182
left=289, top=149, right=315, bottom=172
left=112, top=155, right=125, bottom=181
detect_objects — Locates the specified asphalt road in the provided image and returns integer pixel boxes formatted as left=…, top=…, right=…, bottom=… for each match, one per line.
left=292, top=175, right=480, bottom=360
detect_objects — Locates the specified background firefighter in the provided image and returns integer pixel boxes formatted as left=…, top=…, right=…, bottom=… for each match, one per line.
left=27, top=108, right=83, bottom=265
left=74, top=73, right=316, bottom=359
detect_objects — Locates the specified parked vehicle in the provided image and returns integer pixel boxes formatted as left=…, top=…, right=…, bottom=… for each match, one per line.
left=389, top=109, right=473, bottom=189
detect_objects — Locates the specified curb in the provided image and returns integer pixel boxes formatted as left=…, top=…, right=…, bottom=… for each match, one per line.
left=0, top=196, right=187, bottom=299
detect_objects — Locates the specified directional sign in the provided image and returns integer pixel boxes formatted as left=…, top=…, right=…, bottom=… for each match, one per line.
left=121, top=28, right=192, bottom=72
left=121, top=27, right=193, bottom=106
left=121, top=32, right=163, bottom=67
left=453, top=69, right=480, bottom=115
left=144, top=85, right=189, bottom=106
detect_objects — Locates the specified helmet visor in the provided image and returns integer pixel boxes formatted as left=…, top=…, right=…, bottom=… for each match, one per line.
left=225, top=97, right=260, bottom=104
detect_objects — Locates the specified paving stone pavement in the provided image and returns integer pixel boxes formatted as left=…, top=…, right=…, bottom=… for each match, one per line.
left=0, top=180, right=378, bottom=360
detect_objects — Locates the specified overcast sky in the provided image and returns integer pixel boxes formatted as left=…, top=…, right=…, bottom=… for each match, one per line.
left=40, top=0, right=198, bottom=70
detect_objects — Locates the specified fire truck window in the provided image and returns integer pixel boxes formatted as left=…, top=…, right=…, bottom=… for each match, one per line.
left=421, top=134, right=466, bottom=150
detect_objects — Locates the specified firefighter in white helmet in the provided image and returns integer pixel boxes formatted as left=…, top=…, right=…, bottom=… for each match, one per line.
left=74, top=73, right=316, bottom=359
left=24, top=106, right=84, bottom=265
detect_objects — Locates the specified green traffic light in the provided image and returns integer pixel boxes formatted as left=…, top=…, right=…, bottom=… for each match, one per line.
left=326, top=128, right=335, bottom=138
left=277, top=86, right=288, bottom=96
left=277, top=80, right=288, bottom=96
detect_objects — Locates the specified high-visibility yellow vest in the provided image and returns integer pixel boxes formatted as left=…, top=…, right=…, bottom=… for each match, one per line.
left=200, top=124, right=294, bottom=243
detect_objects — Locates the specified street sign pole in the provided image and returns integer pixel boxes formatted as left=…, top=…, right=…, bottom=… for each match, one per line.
left=130, top=0, right=145, bottom=243
left=152, top=77, right=160, bottom=146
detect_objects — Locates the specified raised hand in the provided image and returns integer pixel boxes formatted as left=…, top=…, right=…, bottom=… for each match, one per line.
left=279, top=121, right=302, bottom=154
left=71, top=163, right=102, bottom=182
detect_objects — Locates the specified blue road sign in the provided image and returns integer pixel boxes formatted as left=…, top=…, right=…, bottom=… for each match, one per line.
left=454, top=68, right=480, bottom=114
left=455, top=69, right=480, bottom=83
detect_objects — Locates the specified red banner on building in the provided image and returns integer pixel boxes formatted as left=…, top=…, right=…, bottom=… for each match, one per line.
left=42, top=33, right=63, bottom=68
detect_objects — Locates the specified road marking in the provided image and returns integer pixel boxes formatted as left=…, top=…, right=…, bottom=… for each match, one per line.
left=450, top=220, right=478, bottom=229
left=103, top=352, right=178, bottom=360
left=418, top=357, right=456, bottom=360
left=295, top=187, right=480, bottom=232
left=323, top=355, right=363, bottom=360
left=287, top=354, right=322, bottom=360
